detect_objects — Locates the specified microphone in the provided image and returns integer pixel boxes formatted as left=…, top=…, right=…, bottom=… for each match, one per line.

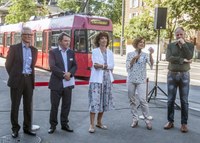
left=138, top=49, right=141, bottom=54
left=176, top=39, right=183, bottom=48
left=136, top=49, right=141, bottom=63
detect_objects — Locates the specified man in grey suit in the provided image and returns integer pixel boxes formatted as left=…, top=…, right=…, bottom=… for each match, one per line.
left=48, top=32, right=77, bottom=134
left=5, top=27, right=38, bottom=138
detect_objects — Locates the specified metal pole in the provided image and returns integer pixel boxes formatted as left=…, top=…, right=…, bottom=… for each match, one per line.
left=120, top=0, right=125, bottom=56
left=154, top=29, right=160, bottom=97
left=84, top=0, right=89, bottom=13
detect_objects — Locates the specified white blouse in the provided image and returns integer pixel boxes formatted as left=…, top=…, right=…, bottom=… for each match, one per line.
left=89, top=48, right=114, bottom=83
left=126, top=50, right=153, bottom=83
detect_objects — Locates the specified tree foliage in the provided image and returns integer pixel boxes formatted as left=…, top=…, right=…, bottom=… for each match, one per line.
left=57, top=0, right=122, bottom=24
left=144, top=0, right=200, bottom=43
left=5, top=0, right=48, bottom=24
left=125, top=10, right=156, bottom=42
left=57, top=0, right=82, bottom=13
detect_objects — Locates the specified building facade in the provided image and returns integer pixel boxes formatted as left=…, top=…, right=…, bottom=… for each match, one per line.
left=125, top=0, right=144, bottom=25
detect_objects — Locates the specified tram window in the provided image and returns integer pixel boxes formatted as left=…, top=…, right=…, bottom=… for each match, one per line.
left=74, top=30, right=86, bottom=52
left=87, top=30, right=113, bottom=52
left=14, top=33, right=21, bottom=44
left=6, top=34, right=11, bottom=46
left=50, top=30, right=71, bottom=50
left=0, top=34, right=3, bottom=45
left=35, top=32, right=43, bottom=50
left=88, top=30, right=99, bottom=52
left=51, top=31, right=60, bottom=49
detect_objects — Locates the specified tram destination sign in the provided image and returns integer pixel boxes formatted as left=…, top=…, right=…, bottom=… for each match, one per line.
left=89, top=19, right=109, bottom=26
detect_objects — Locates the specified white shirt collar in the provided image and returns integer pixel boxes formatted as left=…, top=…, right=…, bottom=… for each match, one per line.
left=58, top=46, right=69, bottom=52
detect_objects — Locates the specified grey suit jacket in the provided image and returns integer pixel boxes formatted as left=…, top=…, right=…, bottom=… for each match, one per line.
left=48, top=48, right=77, bottom=90
left=5, top=43, right=38, bottom=89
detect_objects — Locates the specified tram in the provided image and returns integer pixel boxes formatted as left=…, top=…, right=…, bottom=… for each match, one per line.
left=0, top=13, right=113, bottom=77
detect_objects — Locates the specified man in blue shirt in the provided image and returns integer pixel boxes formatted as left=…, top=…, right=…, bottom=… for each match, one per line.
left=5, top=27, right=38, bottom=138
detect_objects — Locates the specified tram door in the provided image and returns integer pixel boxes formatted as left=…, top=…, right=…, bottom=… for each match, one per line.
left=74, top=30, right=90, bottom=77
left=42, top=31, right=49, bottom=69
left=0, top=33, right=3, bottom=56
left=3, top=32, right=11, bottom=57
left=35, top=32, right=43, bottom=68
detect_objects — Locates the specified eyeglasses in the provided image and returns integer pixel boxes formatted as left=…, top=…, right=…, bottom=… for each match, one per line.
left=22, top=33, right=33, bottom=36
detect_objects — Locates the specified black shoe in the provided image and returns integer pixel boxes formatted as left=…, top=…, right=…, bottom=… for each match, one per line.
left=23, top=130, right=36, bottom=136
left=11, top=131, right=18, bottom=138
left=61, top=125, right=73, bottom=132
left=48, top=127, right=56, bottom=134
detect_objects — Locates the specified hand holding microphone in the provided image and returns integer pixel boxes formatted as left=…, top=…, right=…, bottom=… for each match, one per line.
left=177, top=38, right=185, bottom=45
left=135, top=49, right=141, bottom=63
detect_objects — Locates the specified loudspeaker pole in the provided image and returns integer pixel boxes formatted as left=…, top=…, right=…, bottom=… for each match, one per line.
left=148, top=28, right=168, bottom=102
left=154, top=29, right=160, bottom=97
left=147, top=22, right=180, bottom=109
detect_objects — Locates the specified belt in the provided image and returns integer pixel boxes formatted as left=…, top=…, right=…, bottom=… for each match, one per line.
left=23, top=74, right=32, bottom=77
left=169, top=71, right=188, bottom=74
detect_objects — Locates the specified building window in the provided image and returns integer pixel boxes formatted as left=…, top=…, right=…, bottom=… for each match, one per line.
left=130, top=0, right=139, bottom=8
left=129, top=13, right=132, bottom=19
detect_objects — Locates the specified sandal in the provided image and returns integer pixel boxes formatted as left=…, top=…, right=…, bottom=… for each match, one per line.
left=88, top=127, right=95, bottom=133
left=96, top=124, right=107, bottom=130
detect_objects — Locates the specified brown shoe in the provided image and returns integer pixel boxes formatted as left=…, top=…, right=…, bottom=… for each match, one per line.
left=146, top=122, right=152, bottom=130
left=131, top=121, right=138, bottom=128
left=164, top=122, right=174, bottom=129
left=180, top=124, right=188, bottom=133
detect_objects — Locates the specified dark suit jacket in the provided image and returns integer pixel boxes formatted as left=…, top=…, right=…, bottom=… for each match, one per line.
left=5, top=43, right=38, bottom=89
left=48, top=48, right=77, bottom=90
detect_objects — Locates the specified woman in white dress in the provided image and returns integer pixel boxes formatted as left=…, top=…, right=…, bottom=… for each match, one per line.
left=88, top=32, right=115, bottom=133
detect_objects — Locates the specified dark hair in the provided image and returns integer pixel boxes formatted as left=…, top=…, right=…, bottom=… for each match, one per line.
left=132, top=37, right=145, bottom=49
left=94, top=32, right=110, bottom=47
left=58, top=32, right=70, bottom=42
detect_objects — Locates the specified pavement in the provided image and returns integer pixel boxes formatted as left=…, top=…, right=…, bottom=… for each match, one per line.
left=0, top=55, right=200, bottom=143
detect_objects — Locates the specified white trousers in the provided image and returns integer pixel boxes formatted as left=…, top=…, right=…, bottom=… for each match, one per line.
left=127, top=82, right=150, bottom=123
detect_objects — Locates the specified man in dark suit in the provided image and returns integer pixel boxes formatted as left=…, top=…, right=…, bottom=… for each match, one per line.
left=48, top=32, right=77, bottom=134
left=5, top=27, right=38, bottom=138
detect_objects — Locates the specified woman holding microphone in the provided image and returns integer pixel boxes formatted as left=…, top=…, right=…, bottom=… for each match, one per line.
left=126, top=37, right=154, bottom=130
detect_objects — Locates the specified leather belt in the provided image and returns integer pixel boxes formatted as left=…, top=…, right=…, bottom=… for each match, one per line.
left=23, top=74, right=32, bottom=77
left=169, top=71, right=188, bottom=74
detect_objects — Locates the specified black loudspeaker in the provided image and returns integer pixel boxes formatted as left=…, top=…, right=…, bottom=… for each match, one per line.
left=154, top=7, right=167, bottom=29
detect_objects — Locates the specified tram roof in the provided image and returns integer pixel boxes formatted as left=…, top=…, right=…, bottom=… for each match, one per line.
left=24, top=14, right=111, bottom=31
left=0, top=14, right=111, bottom=33
left=0, top=22, right=23, bottom=33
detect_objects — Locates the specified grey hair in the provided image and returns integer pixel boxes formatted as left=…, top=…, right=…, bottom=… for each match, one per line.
left=175, top=27, right=184, bottom=33
left=21, top=27, right=32, bottom=34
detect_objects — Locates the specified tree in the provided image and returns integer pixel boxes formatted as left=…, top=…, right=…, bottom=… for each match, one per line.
left=57, top=0, right=82, bottom=13
left=181, top=1, right=200, bottom=30
left=89, top=0, right=122, bottom=24
left=144, top=0, right=200, bottom=43
left=57, top=0, right=122, bottom=24
left=125, top=11, right=156, bottom=42
left=5, top=0, right=48, bottom=24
